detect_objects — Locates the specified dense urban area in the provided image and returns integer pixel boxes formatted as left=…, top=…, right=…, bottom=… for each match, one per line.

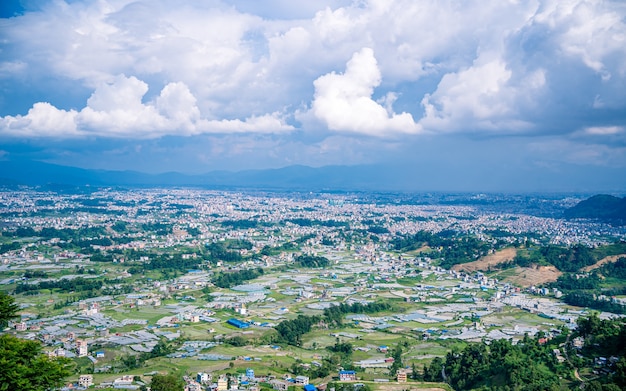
left=1, top=188, right=626, bottom=391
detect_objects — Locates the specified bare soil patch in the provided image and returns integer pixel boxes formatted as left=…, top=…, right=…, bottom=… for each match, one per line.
left=503, top=265, right=562, bottom=287
left=582, top=254, right=626, bottom=272
left=451, top=248, right=517, bottom=273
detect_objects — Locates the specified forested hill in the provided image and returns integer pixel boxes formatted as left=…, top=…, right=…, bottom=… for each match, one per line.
left=564, top=194, right=626, bottom=223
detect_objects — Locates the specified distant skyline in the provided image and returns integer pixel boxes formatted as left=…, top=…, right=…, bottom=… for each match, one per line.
left=1, top=0, right=625, bottom=192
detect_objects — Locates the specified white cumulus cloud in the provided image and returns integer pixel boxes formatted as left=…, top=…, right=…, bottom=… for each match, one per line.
left=419, top=53, right=546, bottom=133
left=0, top=75, right=293, bottom=138
left=311, top=47, right=420, bottom=136
left=0, top=0, right=625, bottom=147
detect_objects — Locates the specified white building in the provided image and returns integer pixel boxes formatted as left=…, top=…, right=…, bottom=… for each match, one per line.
left=79, top=374, right=93, bottom=388
left=76, top=339, right=88, bottom=357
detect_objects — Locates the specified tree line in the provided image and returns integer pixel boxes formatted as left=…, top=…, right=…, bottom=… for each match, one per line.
left=392, top=230, right=493, bottom=269
left=424, top=334, right=563, bottom=390
left=323, top=302, right=392, bottom=326
left=0, top=291, right=72, bottom=390
left=422, top=314, right=626, bottom=390
left=295, top=254, right=330, bottom=268
left=15, top=277, right=103, bottom=294
left=212, top=268, right=264, bottom=289
left=275, top=302, right=392, bottom=346
left=546, top=258, right=626, bottom=314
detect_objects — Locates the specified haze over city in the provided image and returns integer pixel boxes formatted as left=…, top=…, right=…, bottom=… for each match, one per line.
left=1, top=0, right=625, bottom=192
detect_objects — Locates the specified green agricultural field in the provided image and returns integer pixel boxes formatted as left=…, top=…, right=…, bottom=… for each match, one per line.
left=481, top=307, right=564, bottom=328
left=105, top=307, right=170, bottom=324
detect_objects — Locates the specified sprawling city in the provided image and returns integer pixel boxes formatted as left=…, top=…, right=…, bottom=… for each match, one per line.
left=1, top=188, right=625, bottom=390
left=2, top=1, right=626, bottom=390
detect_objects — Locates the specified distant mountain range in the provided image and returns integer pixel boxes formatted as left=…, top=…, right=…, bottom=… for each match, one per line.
left=0, top=159, right=405, bottom=191
left=2, top=159, right=625, bottom=195
left=564, top=194, right=626, bottom=223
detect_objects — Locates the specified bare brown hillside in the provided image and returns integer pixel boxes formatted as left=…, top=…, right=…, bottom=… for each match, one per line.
left=502, top=265, right=562, bottom=287
left=451, top=248, right=517, bottom=273
left=582, top=254, right=626, bottom=272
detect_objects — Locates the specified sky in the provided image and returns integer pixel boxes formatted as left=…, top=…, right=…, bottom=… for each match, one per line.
left=0, top=0, right=625, bottom=192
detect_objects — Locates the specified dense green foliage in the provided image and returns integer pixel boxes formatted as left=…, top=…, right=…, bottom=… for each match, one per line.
left=226, top=239, right=254, bottom=250
left=564, top=194, right=626, bottom=223
left=274, top=315, right=321, bottom=346
left=425, top=335, right=562, bottom=390
left=576, top=313, right=626, bottom=357
left=23, top=270, right=47, bottom=279
left=326, top=340, right=353, bottom=355
left=0, top=334, right=73, bottom=391
left=592, top=241, right=626, bottom=259
left=0, top=291, right=19, bottom=328
left=547, top=258, right=626, bottom=314
left=422, top=315, right=626, bottom=390
left=120, top=339, right=178, bottom=371
left=323, top=302, right=392, bottom=326
left=127, top=253, right=203, bottom=273
left=540, top=244, right=596, bottom=272
left=276, top=302, right=393, bottom=346
left=366, top=225, right=389, bottom=234
left=0, top=241, right=21, bottom=254
left=574, top=314, right=626, bottom=389
left=140, top=223, right=172, bottom=235
left=295, top=254, right=330, bottom=268
left=550, top=273, right=602, bottom=291
left=295, top=233, right=316, bottom=244
left=221, top=220, right=259, bottom=229
left=90, top=252, right=114, bottom=262
left=525, top=241, right=626, bottom=272
left=392, top=230, right=492, bottom=269
left=15, top=277, right=103, bottom=294
left=1, top=226, right=126, bottom=253
left=150, top=373, right=185, bottom=391
left=388, top=342, right=404, bottom=376
left=212, top=268, right=264, bottom=288
left=206, top=242, right=243, bottom=263
left=393, top=230, right=625, bottom=273
left=600, top=257, right=626, bottom=279
left=284, top=218, right=349, bottom=228
left=563, top=292, right=626, bottom=314
left=4, top=226, right=107, bottom=240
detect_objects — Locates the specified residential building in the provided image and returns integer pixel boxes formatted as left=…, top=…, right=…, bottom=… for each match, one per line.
left=339, top=370, right=356, bottom=381
left=295, top=375, right=309, bottom=385
left=79, top=374, right=93, bottom=388
left=217, top=374, right=228, bottom=391
left=76, top=339, right=88, bottom=357
left=227, top=318, right=249, bottom=329
left=197, top=372, right=212, bottom=384
left=185, top=380, right=203, bottom=391
left=269, top=379, right=290, bottom=391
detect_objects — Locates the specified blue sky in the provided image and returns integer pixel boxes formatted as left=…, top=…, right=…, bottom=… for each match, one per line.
left=1, top=0, right=625, bottom=191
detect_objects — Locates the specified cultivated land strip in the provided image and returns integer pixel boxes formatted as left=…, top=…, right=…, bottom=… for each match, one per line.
left=501, top=265, right=562, bottom=287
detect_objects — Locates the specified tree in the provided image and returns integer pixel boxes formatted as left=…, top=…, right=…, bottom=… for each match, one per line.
left=0, top=334, right=72, bottom=391
left=150, top=339, right=175, bottom=358
left=411, top=362, right=420, bottom=380
left=0, top=291, right=19, bottom=328
left=389, top=342, right=404, bottom=377
left=150, top=373, right=185, bottom=391
left=613, top=356, right=626, bottom=389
